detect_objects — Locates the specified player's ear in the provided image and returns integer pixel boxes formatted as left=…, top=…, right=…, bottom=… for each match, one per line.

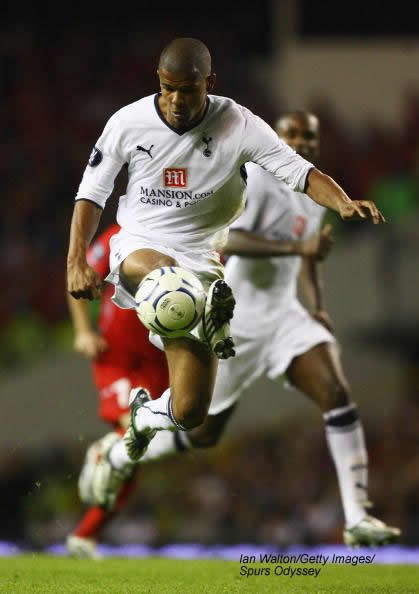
left=206, top=73, right=216, bottom=93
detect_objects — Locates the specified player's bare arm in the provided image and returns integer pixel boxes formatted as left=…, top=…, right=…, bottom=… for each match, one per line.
left=306, top=169, right=385, bottom=224
left=299, top=257, right=333, bottom=333
left=224, top=229, right=329, bottom=258
left=298, top=223, right=334, bottom=332
left=275, top=112, right=384, bottom=224
left=299, top=223, right=334, bottom=260
left=67, top=293, right=108, bottom=359
left=67, top=200, right=103, bottom=300
left=298, top=222, right=334, bottom=332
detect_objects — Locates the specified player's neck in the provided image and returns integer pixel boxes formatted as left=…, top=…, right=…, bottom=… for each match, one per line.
left=156, top=94, right=209, bottom=134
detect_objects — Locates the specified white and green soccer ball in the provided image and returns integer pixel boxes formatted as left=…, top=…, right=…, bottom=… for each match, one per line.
left=135, top=267, right=206, bottom=338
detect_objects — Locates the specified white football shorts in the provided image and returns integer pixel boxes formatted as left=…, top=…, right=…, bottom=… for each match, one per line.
left=208, top=299, right=334, bottom=415
left=105, top=227, right=224, bottom=310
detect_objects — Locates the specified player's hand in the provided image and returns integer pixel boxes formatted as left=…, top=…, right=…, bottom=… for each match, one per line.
left=339, top=200, right=385, bottom=224
left=67, top=261, right=104, bottom=300
left=299, top=224, right=334, bottom=261
left=312, top=309, right=334, bottom=333
left=74, top=331, right=108, bottom=359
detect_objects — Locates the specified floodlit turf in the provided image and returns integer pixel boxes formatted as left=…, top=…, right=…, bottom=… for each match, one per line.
left=0, top=556, right=417, bottom=593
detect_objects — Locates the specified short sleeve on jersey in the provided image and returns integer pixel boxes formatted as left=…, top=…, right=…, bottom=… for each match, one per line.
left=240, top=108, right=313, bottom=193
left=76, top=114, right=125, bottom=208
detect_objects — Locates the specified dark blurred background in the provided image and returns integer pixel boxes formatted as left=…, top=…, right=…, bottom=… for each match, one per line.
left=1, top=0, right=418, bottom=549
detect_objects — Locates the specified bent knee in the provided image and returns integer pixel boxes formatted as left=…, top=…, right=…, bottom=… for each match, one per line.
left=173, top=400, right=208, bottom=430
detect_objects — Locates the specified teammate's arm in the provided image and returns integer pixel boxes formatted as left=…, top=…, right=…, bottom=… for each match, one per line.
left=67, top=293, right=108, bottom=359
left=223, top=226, right=332, bottom=259
left=67, top=200, right=103, bottom=300
left=298, top=225, right=334, bottom=332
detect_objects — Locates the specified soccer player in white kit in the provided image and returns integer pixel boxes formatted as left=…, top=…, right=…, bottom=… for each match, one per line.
left=130, top=111, right=399, bottom=547
left=67, top=38, right=384, bottom=512
left=205, top=112, right=400, bottom=546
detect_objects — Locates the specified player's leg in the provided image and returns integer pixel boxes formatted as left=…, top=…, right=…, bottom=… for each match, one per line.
left=108, top=337, right=218, bottom=469
left=67, top=425, right=136, bottom=559
left=142, top=331, right=264, bottom=460
left=89, top=248, right=229, bottom=507
left=67, top=371, right=136, bottom=559
left=94, top=346, right=217, bottom=509
left=139, top=405, right=236, bottom=462
left=286, top=341, right=400, bottom=545
left=120, top=247, right=219, bottom=428
left=67, top=349, right=170, bottom=560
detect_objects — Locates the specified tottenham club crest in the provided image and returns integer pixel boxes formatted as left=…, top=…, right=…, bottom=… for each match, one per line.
left=88, top=146, right=103, bottom=167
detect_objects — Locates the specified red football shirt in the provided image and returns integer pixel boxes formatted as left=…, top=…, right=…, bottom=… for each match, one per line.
left=86, top=224, right=169, bottom=423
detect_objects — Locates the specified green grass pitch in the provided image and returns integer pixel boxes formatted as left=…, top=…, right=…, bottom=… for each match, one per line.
left=0, top=556, right=417, bottom=593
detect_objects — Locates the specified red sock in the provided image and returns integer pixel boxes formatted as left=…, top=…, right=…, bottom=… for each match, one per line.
left=74, top=506, right=108, bottom=538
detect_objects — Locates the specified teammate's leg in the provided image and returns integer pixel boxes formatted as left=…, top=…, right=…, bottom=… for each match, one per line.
left=286, top=341, right=400, bottom=545
left=286, top=343, right=366, bottom=523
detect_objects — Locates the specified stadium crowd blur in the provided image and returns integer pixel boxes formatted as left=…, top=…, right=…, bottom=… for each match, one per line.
left=2, top=21, right=418, bottom=548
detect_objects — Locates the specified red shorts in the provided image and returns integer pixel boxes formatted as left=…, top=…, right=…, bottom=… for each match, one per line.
left=92, top=361, right=169, bottom=426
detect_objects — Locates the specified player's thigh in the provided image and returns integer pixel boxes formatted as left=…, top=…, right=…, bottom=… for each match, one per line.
left=120, top=248, right=177, bottom=293
left=163, top=336, right=218, bottom=426
left=286, top=342, right=350, bottom=409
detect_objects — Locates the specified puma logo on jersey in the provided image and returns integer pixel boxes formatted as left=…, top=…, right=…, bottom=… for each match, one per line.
left=163, top=168, right=188, bottom=188
left=136, top=144, right=154, bottom=159
left=202, top=136, right=212, bottom=157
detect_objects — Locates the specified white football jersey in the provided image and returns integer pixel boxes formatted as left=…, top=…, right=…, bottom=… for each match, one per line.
left=76, top=94, right=313, bottom=251
left=226, top=162, right=326, bottom=334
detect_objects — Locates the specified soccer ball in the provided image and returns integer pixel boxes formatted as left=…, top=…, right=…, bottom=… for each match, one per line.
left=135, top=267, right=206, bottom=338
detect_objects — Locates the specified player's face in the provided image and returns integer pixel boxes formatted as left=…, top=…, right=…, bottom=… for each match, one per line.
left=277, top=115, right=320, bottom=163
left=157, top=69, right=215, bottom=129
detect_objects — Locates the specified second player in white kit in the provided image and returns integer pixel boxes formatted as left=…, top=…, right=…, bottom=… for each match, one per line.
left=209, top=161, right=332, bottom=414
left=133, top=111, right=400, bottom=547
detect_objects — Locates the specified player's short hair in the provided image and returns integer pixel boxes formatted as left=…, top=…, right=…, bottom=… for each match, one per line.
left=276, top=111, right=319, bottom=132
left=159, top=38, right=212, bottom=77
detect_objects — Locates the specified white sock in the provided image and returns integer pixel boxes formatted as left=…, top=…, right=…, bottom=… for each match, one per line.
left=109, top=389, right=186, bottom=470
left=141, top=430, right=191, bottom=462
left=324, top=403, right=368, bottom=528
left=133, top=388, right=187, bottom=433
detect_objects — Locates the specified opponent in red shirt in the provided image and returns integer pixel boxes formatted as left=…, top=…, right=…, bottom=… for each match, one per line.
left=66, top=224, right=169, bottom=559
